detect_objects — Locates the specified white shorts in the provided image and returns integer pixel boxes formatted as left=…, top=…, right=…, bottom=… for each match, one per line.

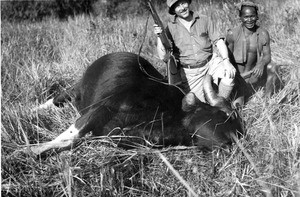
left=180, top=55, right=228, bottom=103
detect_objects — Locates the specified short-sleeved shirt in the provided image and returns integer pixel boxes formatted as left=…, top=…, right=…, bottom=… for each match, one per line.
left=167, top=11, right=224, bottom=66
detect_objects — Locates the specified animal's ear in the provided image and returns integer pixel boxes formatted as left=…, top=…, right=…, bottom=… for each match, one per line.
left=182, top=92, right=199, bottom=112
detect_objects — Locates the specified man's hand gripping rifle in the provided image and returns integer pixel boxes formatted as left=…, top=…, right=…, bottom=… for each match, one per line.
left=148, top=0, right=182, bottom=85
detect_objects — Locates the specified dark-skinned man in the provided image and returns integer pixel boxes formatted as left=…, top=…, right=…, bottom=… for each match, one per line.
left=226, top=1, right=281, bottom=106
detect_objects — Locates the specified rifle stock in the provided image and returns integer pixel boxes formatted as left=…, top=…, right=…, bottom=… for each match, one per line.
left=148, top=0, right=182, bottom=85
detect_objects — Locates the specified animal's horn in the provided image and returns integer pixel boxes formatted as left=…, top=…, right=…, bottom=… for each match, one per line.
left=203, top=74, right=220, bottom=107
left=203, top=74, right=233, bottom=116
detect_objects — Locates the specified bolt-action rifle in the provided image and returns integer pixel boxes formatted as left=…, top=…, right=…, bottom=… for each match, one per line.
left=147, top=0, right=182, bottom=85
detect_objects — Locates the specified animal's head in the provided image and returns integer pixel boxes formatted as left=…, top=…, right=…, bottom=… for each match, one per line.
left=181, top=92, right=244, bottom=150
left=181, top=91, right=237, bottom=119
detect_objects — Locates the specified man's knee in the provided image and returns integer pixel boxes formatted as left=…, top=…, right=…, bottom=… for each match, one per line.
left=267, top=63, right=279, bottom=74
left=265, top=63, right=283, bottom=97
left=220, top=76, right=235, bottom=86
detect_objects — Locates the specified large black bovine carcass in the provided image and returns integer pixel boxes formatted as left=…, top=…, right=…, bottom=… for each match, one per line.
left=31, top=52, right=244, bottom=156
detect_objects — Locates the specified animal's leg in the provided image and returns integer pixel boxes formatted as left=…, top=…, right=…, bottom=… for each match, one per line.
left=29, top=106, right=112, bottom=156
left=37, top=98, right=55, bottom=109
left=29, top=123, right=83, bottom=155
left=37, top=82, right=80, bottom=109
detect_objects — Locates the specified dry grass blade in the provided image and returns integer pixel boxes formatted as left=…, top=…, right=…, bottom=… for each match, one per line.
left=230, top=133, right=273, bottom=197
left=156, top=151, right=198, bottom=197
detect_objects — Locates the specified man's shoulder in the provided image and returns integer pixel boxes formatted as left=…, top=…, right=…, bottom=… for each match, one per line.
left=226, top=29, right=234, bottom=43
left=166, top=19, right=181, bottom=34
left=257, top=26, right=270, bottom=36
left=227, top=29, right=234, bottom=36
left=229, top=25, right=242, bottom=34
left=228, top=25, right=269, bottom=37
left=256, top=26, right=270, bottom=45
left=226, top=25, right=243, bottom=41
left=192, top=11, right=211, bottom=23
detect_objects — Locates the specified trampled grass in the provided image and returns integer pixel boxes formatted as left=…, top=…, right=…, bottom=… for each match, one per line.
left=1, top=0, right=300, bottom=196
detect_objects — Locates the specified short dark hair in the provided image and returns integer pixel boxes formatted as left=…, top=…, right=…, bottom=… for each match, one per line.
left=238, top=1, right=258, bottom=17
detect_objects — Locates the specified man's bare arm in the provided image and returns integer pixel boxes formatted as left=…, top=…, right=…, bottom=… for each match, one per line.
left=259, top=30, right=271, bottom=67
left=154, top=24, right=167, bottom=60
left=215, top=39, right=236, bottom=79
left=225, top=29, right=235, bottom=53
left=253, top=29, right=271, bottom=77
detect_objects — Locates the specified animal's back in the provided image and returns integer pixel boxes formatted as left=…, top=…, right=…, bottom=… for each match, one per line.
left=73, top=52, right=188, bottom=146
left=76, top=52, right=166, bottom=113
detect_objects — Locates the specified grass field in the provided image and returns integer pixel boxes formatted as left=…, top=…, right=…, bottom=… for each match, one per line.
left=1, top=0, right=300, bottom=196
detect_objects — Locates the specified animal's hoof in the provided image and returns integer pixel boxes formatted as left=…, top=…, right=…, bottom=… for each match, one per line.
left=23, top=146, right=55, bottom=159
left=34, top=98, right=55, bottom=111
left=11, top=146, right=40, bottom=160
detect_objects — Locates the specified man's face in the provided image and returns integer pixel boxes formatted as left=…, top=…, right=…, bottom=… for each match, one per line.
left=240, top=6, right=258, bottom=29
left=173, top=0, right=191, bottom=19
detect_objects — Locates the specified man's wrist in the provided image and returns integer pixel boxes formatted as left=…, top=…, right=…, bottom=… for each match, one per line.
left=223, top=57, right=229, bottom=61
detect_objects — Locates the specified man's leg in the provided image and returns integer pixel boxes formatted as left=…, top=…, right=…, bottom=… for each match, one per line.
left=208, top=56, right=235, bottom=100
left=265, top=63, right=282, bottom=97
left=218, top=77, right=235, bottom=99
left=180, top=66, right=209, bottom=103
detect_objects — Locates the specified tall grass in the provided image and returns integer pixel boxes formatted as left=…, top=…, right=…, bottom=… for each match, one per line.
left=1, top=0, right=300, bottom=196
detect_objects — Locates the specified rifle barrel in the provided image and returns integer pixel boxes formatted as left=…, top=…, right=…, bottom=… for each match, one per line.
left=148, top=0, right=172, bottom=50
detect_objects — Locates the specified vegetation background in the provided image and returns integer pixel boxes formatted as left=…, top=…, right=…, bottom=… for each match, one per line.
left=1, top=0, right=300, bottom=196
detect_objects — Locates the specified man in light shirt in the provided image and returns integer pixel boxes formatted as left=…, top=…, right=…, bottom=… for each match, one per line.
left=154, top=0, right=236, bottom=103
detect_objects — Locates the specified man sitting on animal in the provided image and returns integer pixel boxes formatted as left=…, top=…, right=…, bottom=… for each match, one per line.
left=154, top=0, right=236, bottom=105
left=226, top=0, right=281, bottom=106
